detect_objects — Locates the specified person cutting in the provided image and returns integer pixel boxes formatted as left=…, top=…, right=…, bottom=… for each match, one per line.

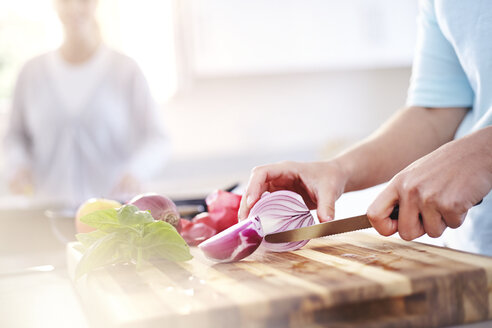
left=238, top=0, right=492, bottom=256
left=4, top=0, right=170, bottom=207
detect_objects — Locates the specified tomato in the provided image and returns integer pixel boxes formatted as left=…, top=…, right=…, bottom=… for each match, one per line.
left=179, top=218, right=193, bottom=232
left=205, top=190, right=241, bottom=232
left=181, top=190, right=242, bottom=246
left=192, top=212, right=216, bottom=230
left=181, top=222, right=217, bottom=246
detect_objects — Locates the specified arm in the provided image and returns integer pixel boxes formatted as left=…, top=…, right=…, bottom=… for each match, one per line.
left=338, top=105, right=467, bottom=192
left=4, top=65, right=34, bottom=194
left=240, top=1, right=473, bottom=222
left=238, top=106, right=467, bottom=221
left=367, top=125, right=492, bottom=240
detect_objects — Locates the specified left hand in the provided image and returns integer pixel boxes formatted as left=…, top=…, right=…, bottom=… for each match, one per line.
left=367, top=127, right=492, bottom=240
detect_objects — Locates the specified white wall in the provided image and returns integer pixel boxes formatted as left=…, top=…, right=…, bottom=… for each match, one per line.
left=165, top=67, right=412, bottom=160
left=155, top=67, right=413, bottom=196
left=188, top=0, right=418, bottom=76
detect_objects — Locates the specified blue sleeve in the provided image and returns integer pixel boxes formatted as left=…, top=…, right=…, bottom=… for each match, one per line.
left=406, top=0, right=474, bottom=108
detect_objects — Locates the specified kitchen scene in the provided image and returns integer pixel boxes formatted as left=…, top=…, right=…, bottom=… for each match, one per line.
left=1, top=0, right=491, bottom=327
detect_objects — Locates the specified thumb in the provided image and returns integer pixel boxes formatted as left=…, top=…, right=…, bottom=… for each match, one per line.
left=316, top=189, right=337, bottom=222
left=367, top=185, right=399, bottom=236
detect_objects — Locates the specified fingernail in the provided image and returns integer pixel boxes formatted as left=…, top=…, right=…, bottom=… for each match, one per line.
left=246, top=195, right=253, bottom=207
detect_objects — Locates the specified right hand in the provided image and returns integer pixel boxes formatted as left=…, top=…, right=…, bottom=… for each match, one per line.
left=238, top=160, right=349, bottom=222
left=9, top=168, right=33, bottom=195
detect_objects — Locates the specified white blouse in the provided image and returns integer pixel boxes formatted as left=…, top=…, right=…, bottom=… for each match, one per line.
left=4, top=45, right=170, bottom=207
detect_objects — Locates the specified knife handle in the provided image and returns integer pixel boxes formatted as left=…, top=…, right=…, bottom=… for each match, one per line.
left=389, top=199, right=483, bottom=221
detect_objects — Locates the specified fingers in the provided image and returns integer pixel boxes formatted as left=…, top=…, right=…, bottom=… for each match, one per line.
left=420, top=205, right=446, bottom=238
left=316, top=185, right=337, bottom=222
left=397, top=197, right=425, bottom=240
left=9, top=170, right=34, bottom=195
left=367, top=185, right=399, bottom=236
left=238, top=163, right=294, bottom=220
left=370, top=176, right=467, bottom=240
left=440, top=206, right=467, bottom=229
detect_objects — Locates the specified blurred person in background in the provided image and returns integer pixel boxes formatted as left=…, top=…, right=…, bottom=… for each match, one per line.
left=4, top=0, right=170, bottom=207
left=239, top=0, right=492, bottom=256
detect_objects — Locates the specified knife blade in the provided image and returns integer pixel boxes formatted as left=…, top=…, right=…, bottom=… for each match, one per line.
left=264, top=212, right=389, bottom=243
left=265, top=199, right=483, bottom=243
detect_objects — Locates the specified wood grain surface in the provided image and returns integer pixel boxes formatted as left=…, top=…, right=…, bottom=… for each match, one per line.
left=67, top=231, right=492, bottom=328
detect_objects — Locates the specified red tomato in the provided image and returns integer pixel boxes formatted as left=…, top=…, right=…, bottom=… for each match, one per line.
left=181, top=222, right=217, bottom=246
left=192, top=212, right=216, bottom=230
left=205, top=190, right=241, bottom=232
left=179, top=218, right=193, bottom=232
left=206, top=190, right=242, bottom=212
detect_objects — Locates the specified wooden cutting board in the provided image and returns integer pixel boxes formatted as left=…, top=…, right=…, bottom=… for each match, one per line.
left=66, top=232, right=492, bottom=328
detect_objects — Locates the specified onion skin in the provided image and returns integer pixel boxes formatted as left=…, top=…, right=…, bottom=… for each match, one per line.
left=128, top=193, right=180, bottom=231
left=249, top=190, right=315, bottom=252
left=199, top=216, right=263, bottom=263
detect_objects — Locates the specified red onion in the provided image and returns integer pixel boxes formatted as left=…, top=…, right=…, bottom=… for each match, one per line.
left=128, top=193, right=180, bottom=230
left=198, top=190, right=315, bottom=263
left=199, top=216, right=263, bottom=262
left=250, top=190, right=315, bottom=252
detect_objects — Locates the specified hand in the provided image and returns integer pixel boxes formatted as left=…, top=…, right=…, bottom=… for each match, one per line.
left=111, top=173, right=141, bottom=200
left=367, top=127, right=492, bottom=240
left=238, top=160, right=349, bottom=222
left=9, top=168, right=33, bottom=195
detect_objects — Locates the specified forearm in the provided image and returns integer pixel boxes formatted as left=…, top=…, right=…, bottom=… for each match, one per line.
left=333, top=106, right=468, bottom=192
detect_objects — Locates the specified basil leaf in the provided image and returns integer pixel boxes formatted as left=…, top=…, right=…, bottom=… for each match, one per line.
left=76, top=230, right=108, bottom=249
left=75, top=232, right=132, bottom=280
left=141, top=221, right=192, bottom=262
left=80, top=208, right=119, bottom=231
left=75, top=204, right=192, bottom=279
left=117, top=205, right=154, bottom=226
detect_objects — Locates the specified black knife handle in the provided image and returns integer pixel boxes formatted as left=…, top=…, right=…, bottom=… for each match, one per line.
left=389, top=199, right=483, bottom=220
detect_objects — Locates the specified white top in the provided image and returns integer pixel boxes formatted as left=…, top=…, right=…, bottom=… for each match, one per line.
left=4, top=45, right=170, bottom=207
left=48, top=46, right=110, bottom=116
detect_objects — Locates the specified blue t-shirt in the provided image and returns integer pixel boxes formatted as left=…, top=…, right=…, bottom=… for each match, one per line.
left=407, top=0, right=492, bottom=255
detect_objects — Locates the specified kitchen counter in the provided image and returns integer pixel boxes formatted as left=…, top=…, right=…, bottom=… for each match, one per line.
left=2, top=202, right=492, bottom=328
left=0, top=206, right=88, bottom=328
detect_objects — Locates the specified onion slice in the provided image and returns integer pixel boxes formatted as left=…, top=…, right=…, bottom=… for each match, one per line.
left=198, top=190, right=315, bottom=263
left=250, top=190, right=315, bottom=252
left=198, top=216, right=263, bottom=263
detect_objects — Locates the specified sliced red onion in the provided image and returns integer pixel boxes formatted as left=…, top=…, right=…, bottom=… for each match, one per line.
left=198, top=216, right=263, bottom=263
left=249, top=190, right=315, bottom=252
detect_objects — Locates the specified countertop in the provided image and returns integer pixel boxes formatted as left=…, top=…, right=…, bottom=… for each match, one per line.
left=1, top=190, right=491, bottom=328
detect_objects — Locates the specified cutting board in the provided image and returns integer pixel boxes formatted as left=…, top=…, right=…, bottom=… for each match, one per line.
left=66, top=232, right=492, bottom=328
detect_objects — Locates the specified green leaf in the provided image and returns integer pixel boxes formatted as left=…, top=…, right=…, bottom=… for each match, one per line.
left=141, top=221, right=193, bottom=262
left=80, top=208, right=119, bottom=231
left=75, top=204, right=192, bottom=278
left=76, top=230, right=108, bottom=249
left=75, top=232, right=132, bottom=280
left=117, top=205, right=154, bottom=226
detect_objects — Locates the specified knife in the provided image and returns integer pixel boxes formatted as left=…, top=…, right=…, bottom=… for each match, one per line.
left=265, top=200, right=483, bottom=243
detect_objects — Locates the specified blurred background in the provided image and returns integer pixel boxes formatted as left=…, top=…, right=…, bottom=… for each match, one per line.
left=0, top=1, right=419, bottom=326
left=0, top=0, right=418, bottom=201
